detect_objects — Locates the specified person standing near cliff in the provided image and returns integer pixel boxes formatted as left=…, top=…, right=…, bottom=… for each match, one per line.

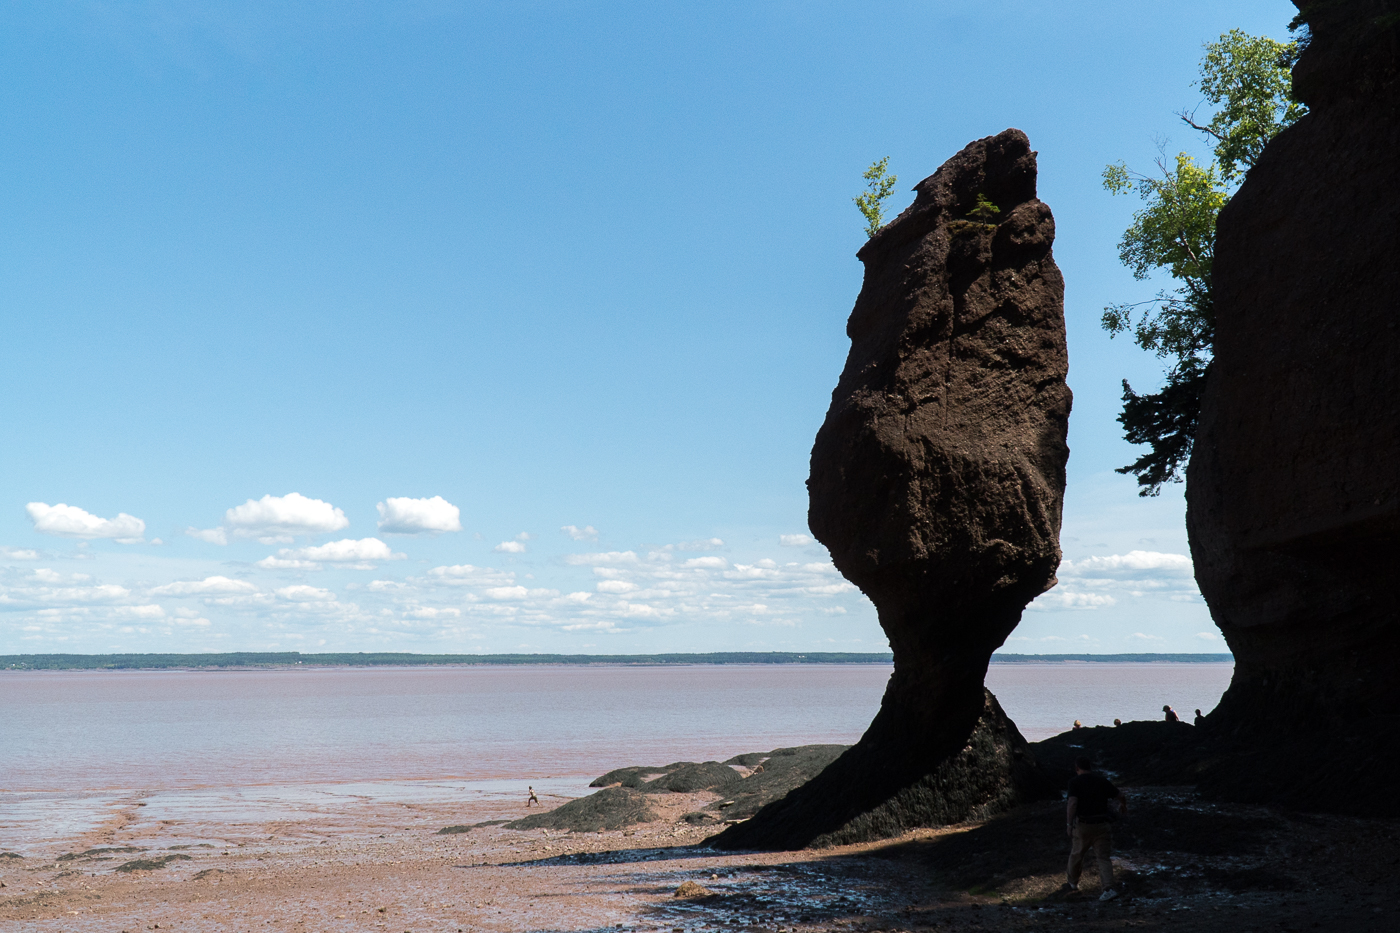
left=1063, top=756, right=1127, bottom=901
left=1163, top=705, right=1180, bottom=722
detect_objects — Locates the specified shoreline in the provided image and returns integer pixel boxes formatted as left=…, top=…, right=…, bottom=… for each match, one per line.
left=0, top=652, right=1231, bottom=671
left=2, top=744, right=1390, bottom=933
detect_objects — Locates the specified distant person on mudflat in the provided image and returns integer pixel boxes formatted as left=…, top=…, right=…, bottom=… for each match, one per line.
left=1113, top=719, right=1122, bottom=727
left=1073, top=720, right=1082, bottom=730
left=1194, top=708, right=1206, bottom=726
left=1163, top=705, right=1179, bottom=722
left=1063, top=756, right=1127, bottom=901
left=527, top=786, right=539, bottom=807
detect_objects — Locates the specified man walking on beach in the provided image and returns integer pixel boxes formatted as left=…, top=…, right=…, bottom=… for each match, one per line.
left=527, top=786, right=540, bottom=807
left=1064, top=756, right=1127, bottom=901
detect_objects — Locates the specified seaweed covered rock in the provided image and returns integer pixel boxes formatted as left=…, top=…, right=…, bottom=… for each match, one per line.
left=646, top=761, right=741, bottom=793
left=506, top=787, right=657, bottom=833
left=589, top=760, right=742, bottom=793
left=716, top=129, right=1068, bottom=850
left=1185, top=1, right=1400, bottom=813
left=707, top=745, right=850, bottom=821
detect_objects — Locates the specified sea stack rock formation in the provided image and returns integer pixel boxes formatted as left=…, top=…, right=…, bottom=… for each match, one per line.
left=1186, top=3, right=1400, bottom=812
left=716, top=129, right=1069, bottom=850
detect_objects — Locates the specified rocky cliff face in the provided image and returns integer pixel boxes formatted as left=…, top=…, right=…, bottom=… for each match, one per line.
left=715, top=129, right=1068, bottom=850
left=1185, top=2, right=1400, bottom=811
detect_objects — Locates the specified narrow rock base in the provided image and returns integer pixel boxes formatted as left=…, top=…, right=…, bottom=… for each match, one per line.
left=712, top=689, right=1056, bottom=850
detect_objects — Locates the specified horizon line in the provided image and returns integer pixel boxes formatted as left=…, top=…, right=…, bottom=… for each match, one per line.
left=1, top=650, right=1233, bottom=671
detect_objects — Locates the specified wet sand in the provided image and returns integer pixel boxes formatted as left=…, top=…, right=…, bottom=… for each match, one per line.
left=3, top=777, right=1397, bottom=933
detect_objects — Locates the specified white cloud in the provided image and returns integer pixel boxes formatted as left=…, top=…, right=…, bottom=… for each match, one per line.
left=1027, top=591, right=1118, bottom=611
left=779, top=534, right=814, bottom=547
left=564, top=550, right=638, bottom=566
left=682, top=556, right=728, bottom=570
left=494, top=541, right=526, bottom=553
left=224, top=493, right=349, bottom=539
left=275, top=585, right=335, bottom=602
left=26, top=502, right=145, bottom=542
left=484, top=585, right=529, bottom=600
left=426, top=564, right=516, bottom=586
left=562, top=525, right=598, bottom=541
left=676, top=538, right=725, bottom=551
left=255, top=556, right=321, bottom=570
left=150, top=576, right=258, bottom=597
left=1196, top=631, right=1221, bottom=641
left=0, top=547, right=41, bottom=560
left=1131, top=632, right=1165, bottom=641
left=274, top=538, right=404, bottom=564
left=1065, top=551, right=1193, bottom=573
left=596, top=580, right=638, bottom=594
left=377, top=496, right=462, bottom=534
left=403, top=607, right=461, bottom=619
left=185, top=527, right=228, bottom=546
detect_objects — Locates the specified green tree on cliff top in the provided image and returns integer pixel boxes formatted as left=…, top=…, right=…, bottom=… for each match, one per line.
left=1104, top=29, right=1305, bottom=495
left=854, top=158, right=898, bottom=238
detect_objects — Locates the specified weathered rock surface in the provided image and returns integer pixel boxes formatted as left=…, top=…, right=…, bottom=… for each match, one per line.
left=1185, top=3, right=1400, bottom=813
left=715, top=129, right=1069, bottom=850
left=506, top=786, right=658, bottom=833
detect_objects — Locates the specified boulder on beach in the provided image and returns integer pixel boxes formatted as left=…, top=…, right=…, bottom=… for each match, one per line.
left=706, top=745, right=849, bottom=821
left=589, top=765, right=669, bottom=789
left=645, top=761, right=741, bottom=793
left=1184, top=1, right=1400, bottom=814
left=506, top=787, right=658, bottom=833
left=715, top=128, right=1068, bottom=850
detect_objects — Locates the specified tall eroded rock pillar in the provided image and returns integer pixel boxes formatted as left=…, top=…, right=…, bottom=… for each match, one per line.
left=1185, top=2, right=1400, bottom=810
left=716, top=129, right=1070, bottom=850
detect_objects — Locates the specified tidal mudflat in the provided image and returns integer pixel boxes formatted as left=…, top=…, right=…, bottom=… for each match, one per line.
left=2, top=765, right=1396, bottom=933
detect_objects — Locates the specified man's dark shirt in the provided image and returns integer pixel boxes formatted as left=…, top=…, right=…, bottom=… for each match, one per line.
left=1067, top=772, right=1119, bottom=823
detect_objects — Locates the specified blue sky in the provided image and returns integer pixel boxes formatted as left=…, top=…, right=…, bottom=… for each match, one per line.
left=0, top=1, right=1295, bottom=655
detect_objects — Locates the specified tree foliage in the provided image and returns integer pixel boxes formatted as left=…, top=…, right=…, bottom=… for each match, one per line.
left=1182, top=29, right=1306, bottom=180
left=854, top=157, right=898, bottom=238
left=1103, top=29, right=1304, bottom=495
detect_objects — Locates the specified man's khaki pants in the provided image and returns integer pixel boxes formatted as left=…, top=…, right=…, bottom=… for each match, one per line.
left=1067, top=820, right=1114, bottom=889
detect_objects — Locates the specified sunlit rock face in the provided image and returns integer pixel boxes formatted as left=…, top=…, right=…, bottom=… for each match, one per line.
left=716, top=129, right=1069, bottom=850
left=1185, top=3, right=1400, bottom=812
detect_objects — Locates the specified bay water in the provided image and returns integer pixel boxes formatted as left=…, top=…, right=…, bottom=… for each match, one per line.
left=0, top=662, right=1232, bottom=850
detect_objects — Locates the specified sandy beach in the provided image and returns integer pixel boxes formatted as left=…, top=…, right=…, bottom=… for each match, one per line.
left=4, top=770, right=1397, bottom=933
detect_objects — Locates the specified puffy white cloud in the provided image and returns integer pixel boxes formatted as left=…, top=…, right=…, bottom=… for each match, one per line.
left=596, top=580, right=638, bottom=594
left=1028, top=590, right=1118, bottom=611
left=1196, top=631, right=1221, bottom=641
left=256, top=556, right=321, bottom=570
left=150, top=576, right=258, bottom=597
left=26, top=502, right=145, bottom=542
left=562, top=525, right=599, bottom=541
left=275, top=538, right=405, bottom=564
left=676, top=538, right=725, bottom=551
left=484, top=585, right=529, bottom=600
left=402, top=606, right=462, bottom=619
left=1065, top=551, right=1193, bottom=574
left=494, top=541, right=526, bottom=553
left=564, top=550, right=638, bottom=566
left=275, top=585, right=336, bottom=602
left=682, top=556, right=728, bottom=570
left=0, top=547, right=41, bottom=560
left=377, top=496, right=462, bottom=534
left=185, top=527, right=228, bottom=546
left=426, top=564, right=516, bottom=586
left=779, top=533, right=814, bottom=547
left=224, top=493, right=349, bottom=539
left=1132, top=632, right=1165, bottom=641
left=1030, top=550, right=1200, bottom=613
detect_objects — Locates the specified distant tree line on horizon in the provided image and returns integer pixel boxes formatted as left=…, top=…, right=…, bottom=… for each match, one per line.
left=0, top=650, right=1230, bottom=670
